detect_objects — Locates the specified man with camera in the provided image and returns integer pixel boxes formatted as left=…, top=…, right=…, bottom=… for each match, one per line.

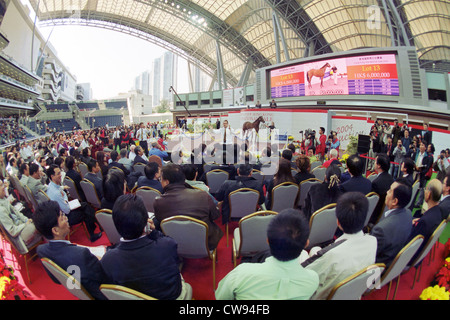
left=434, top=150, right=450, bottom=182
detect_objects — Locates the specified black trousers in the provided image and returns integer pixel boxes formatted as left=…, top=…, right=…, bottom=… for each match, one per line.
left=67, top=202, right=98, bottom=236
left=140, top=140, right=149, bottom=156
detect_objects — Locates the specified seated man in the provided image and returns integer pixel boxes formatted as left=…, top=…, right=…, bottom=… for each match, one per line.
left=65, top=156, right=86, bottom=201
left=0, top=179, right=41, bottom=251
left=101, top=194, right=191, bottom=300
left=136, top=162, right=163, bottom=193
left=369, top=154, right=394, bottom=224
left=215, top=209, right=319, bottom=300
left=153, top=164, right=223, bottom=250
left=84, top=159, right=104, bottom=200
left=117, top=148, right=133, bottom=172
left=339, top=154, right=372, bottom=195
left=108, top=150, right=130, bottom=176
left=370, top=181, right=413, bottom=266
left=408, top=179, right=445, bottom=264
left=215, top=163, right=265, bottom=224
left=46, top=164, right=102, bottom=242
left=148, top=142, right=168, bottom=164
left=182, top=163, right=218, bottom=205
left=439, top=172, right=450, bottom=220
left=27, top=163, right=47, bottom=202
left=133, top=146, right=148, bottom=166
left=322, top=149, right=340, bottom=168
left=302, top=192, right=377, bottom=300
left=32, top=200, right=107, bottom=300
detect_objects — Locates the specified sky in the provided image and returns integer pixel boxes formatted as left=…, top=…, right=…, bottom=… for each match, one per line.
left=25, top=2, right=189, bottom=101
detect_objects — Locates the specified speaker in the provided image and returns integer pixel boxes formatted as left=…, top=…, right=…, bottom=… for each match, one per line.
left=357, top=134, right=371, bottom=154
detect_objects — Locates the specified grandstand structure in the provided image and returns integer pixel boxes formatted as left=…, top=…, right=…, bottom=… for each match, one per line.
left=0, top=0, right=448, bottom=144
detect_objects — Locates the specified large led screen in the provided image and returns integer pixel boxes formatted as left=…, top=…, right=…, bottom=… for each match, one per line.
left=270, top=53, right=399, bottom=98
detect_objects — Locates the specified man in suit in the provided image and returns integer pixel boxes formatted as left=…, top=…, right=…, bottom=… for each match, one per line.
left=136, top=162, right=163, bottom=193
left=439, top=172, right=450, bottom=220
left=117, top=148, right=133, bottom=172
left=64, top=156, right=86, bottom=201
left=27, top=163, right=47, bottom=203
left=215, top=163, right=265, bottom=225
left=84, top=159, right=104, bottom=200
left=148, top=142, right=168, bottom=165
left=269, top=99, right=277, bottom=109
left=370, top=181, right=413, bottom=266
left=422, top=123, right=432, bottom=146
left=339, top=154, right=372, bottom=195
left=412, top=142, right=433, bottom=211
left=136, top=122, right=149, bottom=156
left=132, top=146, right=148, bottom=166
left=369, top=154, right=395, bottom=224
left=408, top=179, right=445, bottom=265
left=153, top=164, right=223, bottom=250
left=0, top=179, right=40, bottom=251
left=302, top=192, right=377, bottom=300
left=32, top=200, right=107, bottom=300
left=101, top=194, right=191, bottom=300
left=107, top=150, right=130, bottom=176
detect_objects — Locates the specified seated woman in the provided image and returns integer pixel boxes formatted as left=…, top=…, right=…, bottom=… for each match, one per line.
left=294, top=154, right=315, bottom=185
left=265, top=159, right=296, bottom=210
left=302, top=164, right=342, bottom=221
left=101, top=170, right=127, bottom=210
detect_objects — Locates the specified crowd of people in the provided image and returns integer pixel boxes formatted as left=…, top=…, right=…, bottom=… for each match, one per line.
left=0, top=117, right=449, bottom=300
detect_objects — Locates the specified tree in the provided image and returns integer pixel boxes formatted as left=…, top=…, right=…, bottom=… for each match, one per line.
left=155, top=99, right=170, bottom=113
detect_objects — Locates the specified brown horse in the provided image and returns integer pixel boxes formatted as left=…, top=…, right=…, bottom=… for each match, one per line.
left=307, top=62, right=331, bottom=89
left=242, top=116, right=265, bottom=137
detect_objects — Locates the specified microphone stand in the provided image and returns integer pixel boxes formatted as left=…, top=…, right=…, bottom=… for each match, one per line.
left=169, top=86, right=192, bottom=117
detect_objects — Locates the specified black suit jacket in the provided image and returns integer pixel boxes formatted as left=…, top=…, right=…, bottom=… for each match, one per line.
left=408, top=205, right=444, bottom=264
left=339, top=175, right=372, bottom=195
left=439, top=196, right=450, bottom=220
left=370, top=207, right=413, bottom=266
left=133, top=155, right=147, bottom=166
left=84, top=172, right=103, bottom=200
left=108, top=161, right=130, bottom=176
left=370, top=171, right=394, bottom=223
left=65, top=169, right=86, bottom=201
left=37, top=241, right=107, bottom=300
left=100, top=232, right=182, bottom=300
left=215, top=176, right=265, bottom=223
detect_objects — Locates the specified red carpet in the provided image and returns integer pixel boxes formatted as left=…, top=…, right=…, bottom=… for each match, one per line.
left=1, top=218, right=448, bottom=300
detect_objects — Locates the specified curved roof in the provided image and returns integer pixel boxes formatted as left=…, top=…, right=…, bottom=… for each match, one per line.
left=28, top=0, right=449, bottom=87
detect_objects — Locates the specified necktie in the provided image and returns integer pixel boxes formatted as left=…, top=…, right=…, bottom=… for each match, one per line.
left=224, top=128, right=226, bottom=143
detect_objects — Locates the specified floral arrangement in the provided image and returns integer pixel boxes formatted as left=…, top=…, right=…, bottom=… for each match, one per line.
left=340, top=153, right=350, bottom=164
left=419, top=285, right=449, bottom=300
left=0, top=251, right=31, bottom=300
left=419, top=241, right=450, bottom=300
